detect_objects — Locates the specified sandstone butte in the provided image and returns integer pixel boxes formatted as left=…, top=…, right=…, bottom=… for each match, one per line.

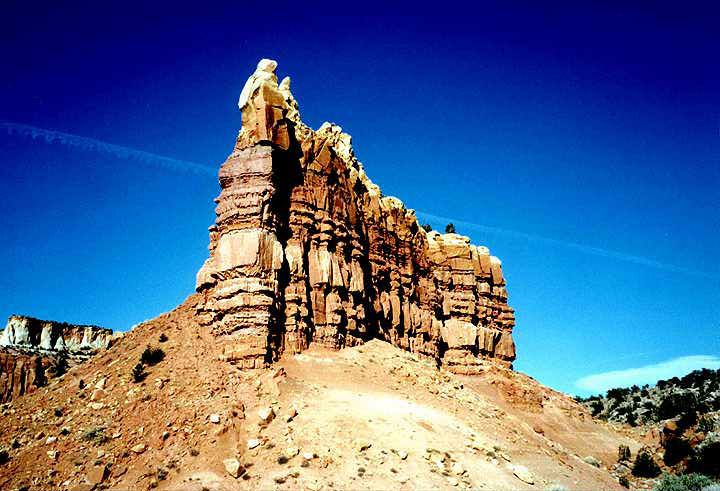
left=195, top=58, right=516, bottom=374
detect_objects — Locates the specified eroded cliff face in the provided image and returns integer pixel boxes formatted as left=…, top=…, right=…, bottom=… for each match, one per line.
left=0, top=315, right=115, bottom=401
left=195, top=59, right=515, bottom=373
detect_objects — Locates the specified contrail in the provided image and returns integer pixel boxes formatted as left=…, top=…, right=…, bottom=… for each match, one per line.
left=3, top=121, right=716, bottom=281
left=416, top=211, right=720, bottom=281
left=0, top=121, right=216, bottom=176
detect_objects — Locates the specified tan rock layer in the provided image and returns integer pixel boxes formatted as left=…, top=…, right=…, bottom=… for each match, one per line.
left=0, top=315, right=115, bottom=401
left=196, top=60, right=516, bottom=372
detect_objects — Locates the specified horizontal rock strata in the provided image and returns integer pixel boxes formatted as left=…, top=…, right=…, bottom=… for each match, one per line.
left=0, top=315, right=115, bottom=401
left=195, top=59, right=515, bottom=373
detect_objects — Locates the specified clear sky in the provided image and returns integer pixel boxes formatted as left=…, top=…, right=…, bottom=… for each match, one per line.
left=1, top=2, right=718, bottom=395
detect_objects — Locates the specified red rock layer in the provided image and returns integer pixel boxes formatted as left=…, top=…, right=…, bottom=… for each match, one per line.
left=195, top=60, right=515, bottom=373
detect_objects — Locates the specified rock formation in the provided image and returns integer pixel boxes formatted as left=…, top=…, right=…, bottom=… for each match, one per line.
left=0, top=315, right=115, bottom=401
left=195, top=59, right=515, bottom=373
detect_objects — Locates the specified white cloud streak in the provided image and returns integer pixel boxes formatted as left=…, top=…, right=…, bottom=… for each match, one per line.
left=416, top=211, right=720, bottom=280
left=575, top=355, right=720, bottom=393
left=1, top=121, right=216, bottom=176
left=4, top=121, right=718, bottom=282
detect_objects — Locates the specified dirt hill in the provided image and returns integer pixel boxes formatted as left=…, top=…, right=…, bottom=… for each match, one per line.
left=0, top=295, right=639, bottom=490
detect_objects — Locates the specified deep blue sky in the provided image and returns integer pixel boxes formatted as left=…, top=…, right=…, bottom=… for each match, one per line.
left=1, top=1, right=718, bottom=395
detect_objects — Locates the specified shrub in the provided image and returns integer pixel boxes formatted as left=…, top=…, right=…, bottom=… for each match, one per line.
left=633, top=448, right=661, bottom=478
left=664, top=437, right=693, bottom=466
left=132, top=362, right=147, bottom=383
left=421, top=223, right=432, bottom=232
left=141, top=346, right=165, bottom=366
left=158, top=333, right=168, bottom=343
left=445, top=223, right=456, bottom=234
left=653, top=473, right=717, bottom=491
left=618, top=444, right=631, bottom=462
left=688, top=441, right=720, bottom=478
left=698, top=416, right=716, bottom=433
left=590, top=400, right=604, bottom=417
left=0, top=448, right=9, bottom=464
left=81, top=427, right=110, bottom=445
left=658, top=392, right=700, bottom=421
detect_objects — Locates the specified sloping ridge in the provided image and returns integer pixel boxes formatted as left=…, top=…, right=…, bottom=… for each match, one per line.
left=0, top=297, right=638, bottom=490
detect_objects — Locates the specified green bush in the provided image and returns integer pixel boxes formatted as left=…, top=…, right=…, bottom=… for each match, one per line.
left=633, top=448, right=661, bottom=478
left=658, top=392, right=700, bottom=421
left=141, top=346, right=165, bottom=366
left=664, top=437, right=694, bottom=466
left=697, top=416, right=716, bottom=433
left=688, top=441, right=720, bottom=478
left=653, top=473, right=717, bottom=491
left=132, top=362, right=147, bottom=383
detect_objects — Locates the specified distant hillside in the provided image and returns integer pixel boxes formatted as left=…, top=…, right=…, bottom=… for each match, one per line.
left=576, top=368, right=720, bottom=427
left=578, top=368, right=720, bottom=480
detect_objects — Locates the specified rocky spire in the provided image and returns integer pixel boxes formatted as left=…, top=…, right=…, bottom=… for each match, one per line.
left=195, top=60, right=516, bottom=372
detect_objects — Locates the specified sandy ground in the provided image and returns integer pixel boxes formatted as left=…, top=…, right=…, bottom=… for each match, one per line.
left=0, top=296, right=641, bottom=490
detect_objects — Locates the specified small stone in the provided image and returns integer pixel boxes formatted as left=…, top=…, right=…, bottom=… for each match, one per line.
left=247, top=439, right=261, bottom=449
left=285, top=407, right=298, bottom=422
left=451, top=462, right=465, bottom=475
left=302, top=452, right=315, bottom=460
left=209, top=414, right=221, bottom=424
left=47, top=450, right=59, bottom=461
left=285, top=447, right=300, bottom=459
left=161, top=431, right=170, bottom=440
left=46, top=436, right=57, bottom=445
left=509, top=464, right=534, bottom=485
left=131, top=444, right=146, bottom=454
left=357, top=440, right=372, bottom=452
left=583, top=455, right=601, bottom=468
left=447, top=477, right=459, bottom=486
left=89, top=402, right=104, bottom=410
left=223, top=458, right=244, bottom=478
left=86, top=464, right=108, bottom=485
left=258, top=407, right=275, bottom=425
left=95, top=378, right=107, bottom=390
left=96, top=449, right=105, bottom=458
left=397, top=450, right=408, bottom=460
left=35, top=431, right=45, bottom=440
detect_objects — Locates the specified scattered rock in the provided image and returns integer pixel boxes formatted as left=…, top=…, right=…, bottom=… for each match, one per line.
left=509, top=464, right=534, bottom=485
left=223, top=458, right=244, bottom=478
left=86, top=464, right=108, bottom=485
left=45, top=436, right=57, bottom=445
left=209, top=414, right=221, bottom=424
left=247, top=438, right=261, bottom=449
left=258, top=407, right=275, bottom=425
left=285, top=447, right=300, bottom=459
left=47, top=450, right=59, bottom=461
left=584, top=455, right=602, bottom=468
left=284, top=406, right=298, bottom=422
left=357, top=440, right=372, bottom=452
left=131, top=444, right=146, bottom=454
